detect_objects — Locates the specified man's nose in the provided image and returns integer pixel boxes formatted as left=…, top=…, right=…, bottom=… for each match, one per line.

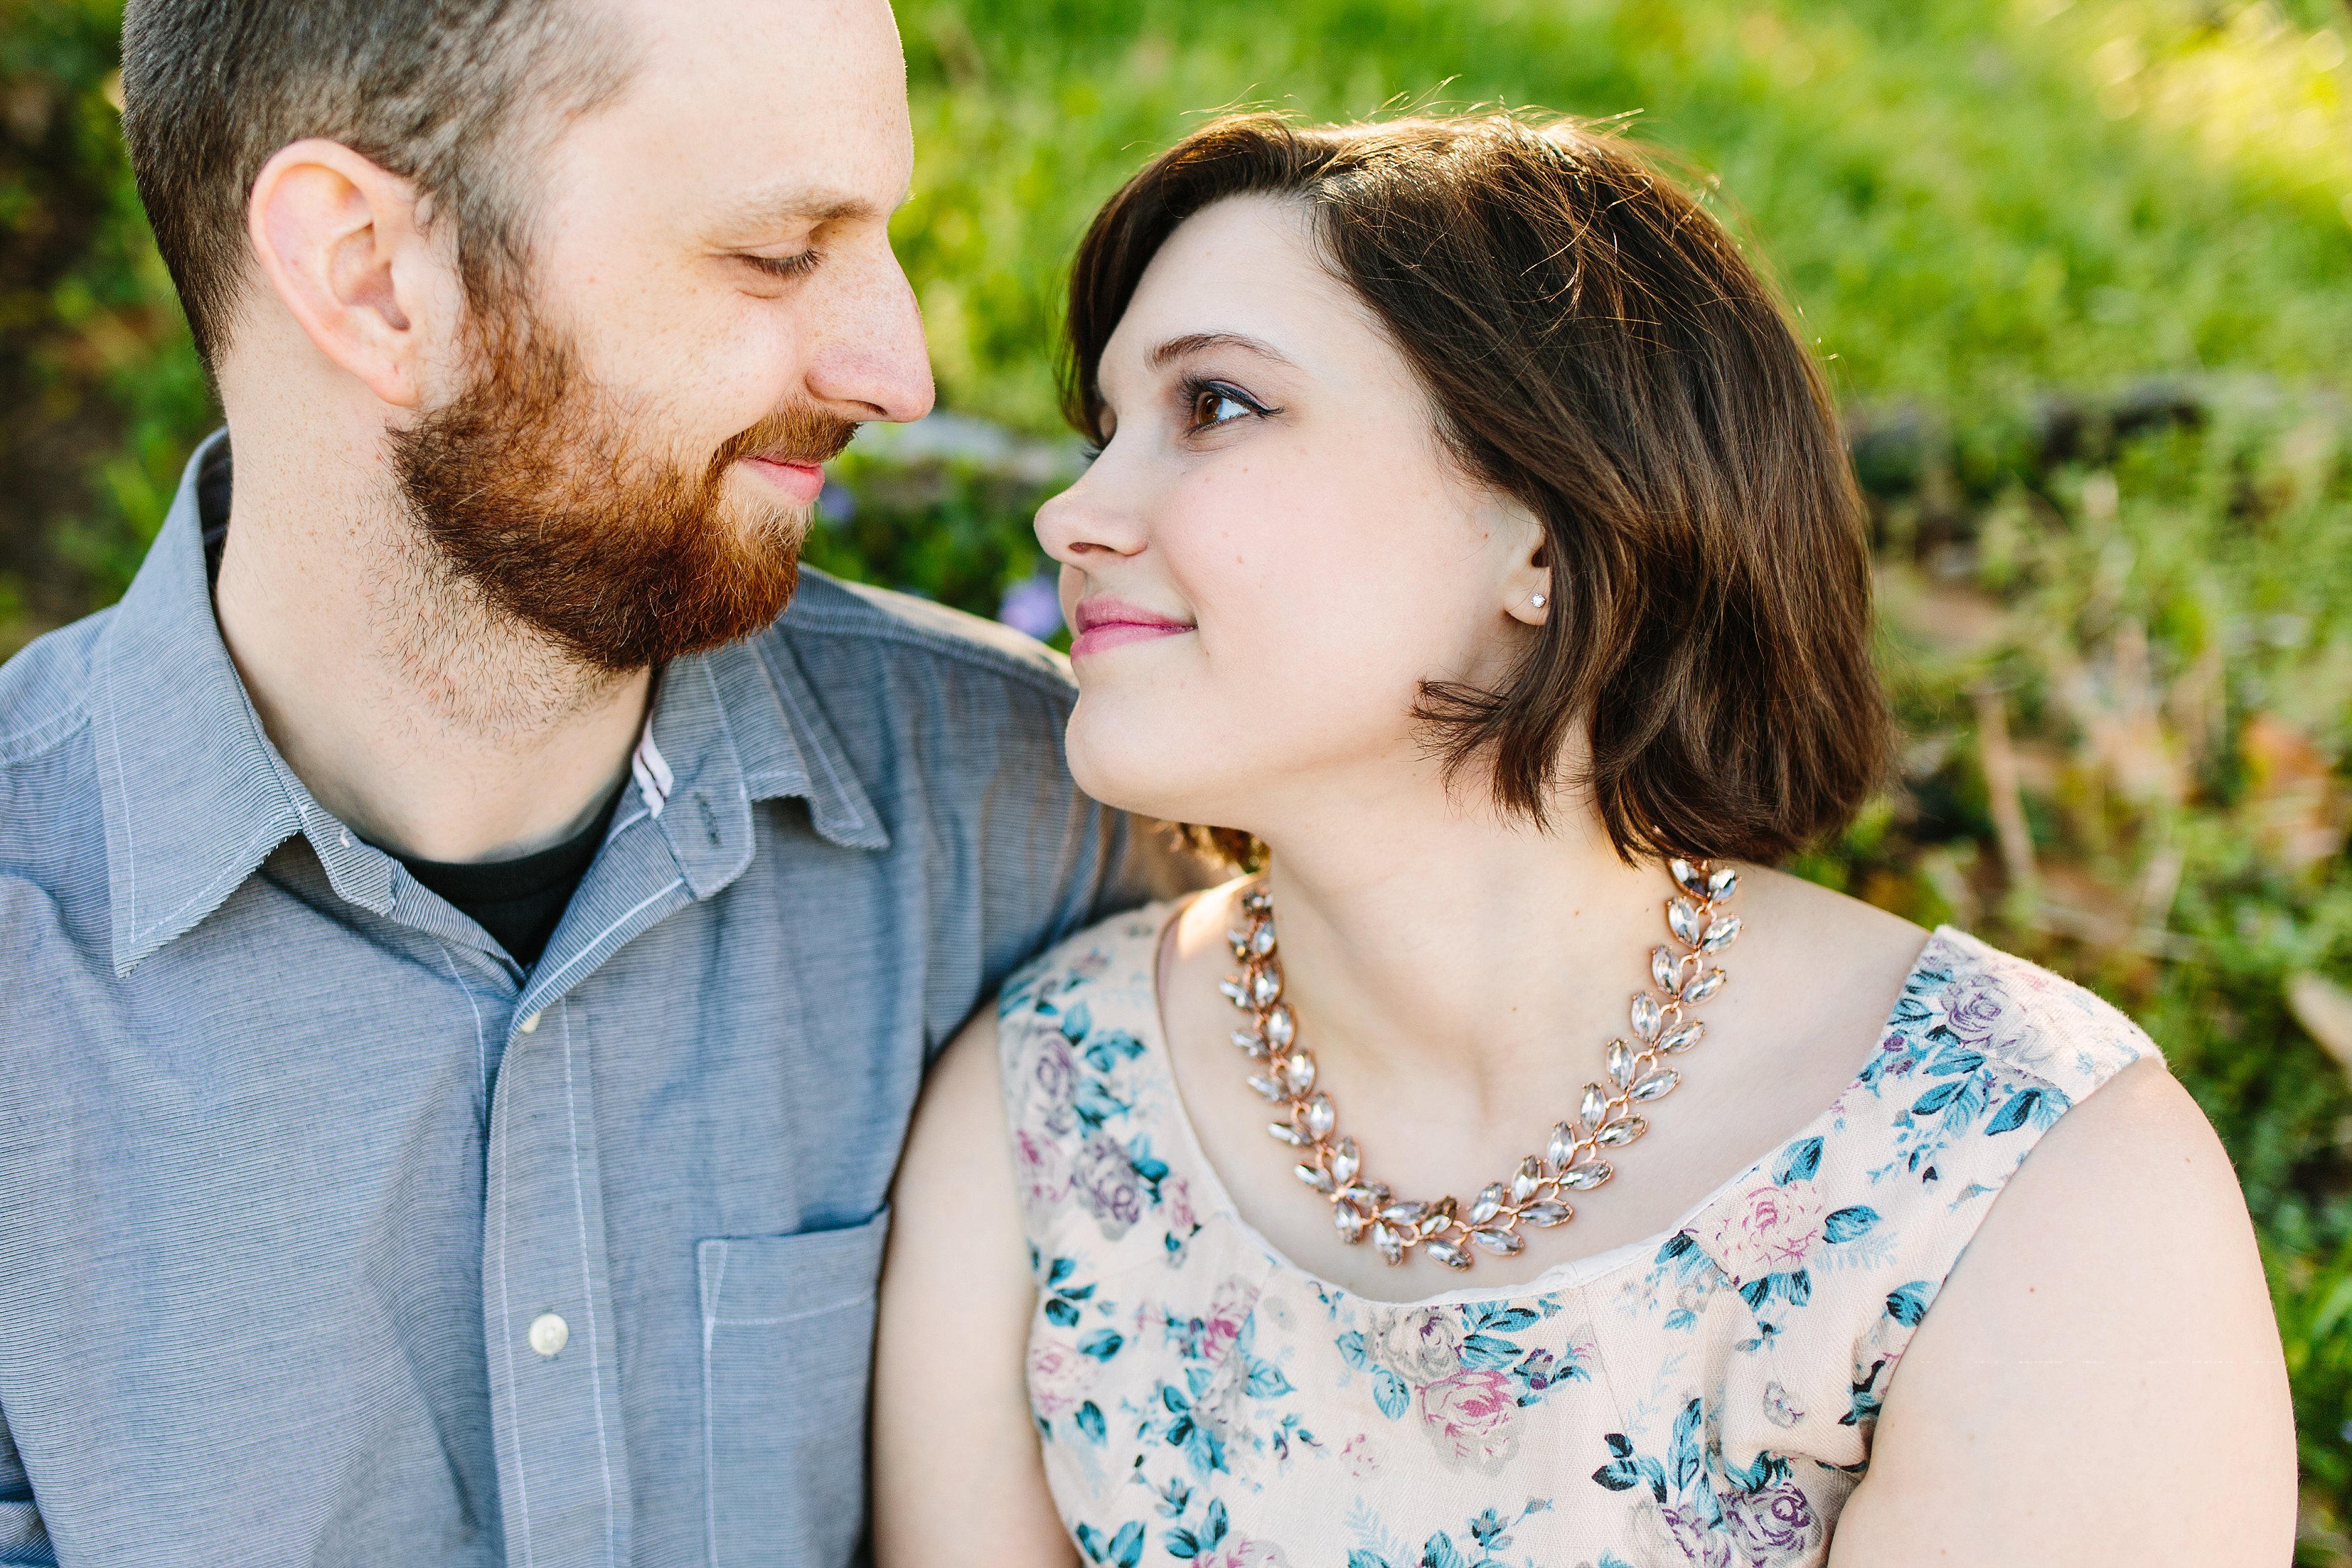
left=806, top=242, right=935, bottom=425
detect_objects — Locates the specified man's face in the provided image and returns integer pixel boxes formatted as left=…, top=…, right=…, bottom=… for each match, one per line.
left=396, top=0, right=933, bottom=670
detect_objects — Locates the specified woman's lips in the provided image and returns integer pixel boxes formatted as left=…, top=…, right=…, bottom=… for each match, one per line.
left=741, top=455, right=826, bottom=503
left=1070, top=597, right=1194, bottom=659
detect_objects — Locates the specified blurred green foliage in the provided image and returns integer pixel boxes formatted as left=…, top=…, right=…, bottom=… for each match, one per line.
left=889, top=0, right=2352, bottom=432
left=6, top=0, right=2352, bottom=1553
left=0, top=0, right=206, bottom=636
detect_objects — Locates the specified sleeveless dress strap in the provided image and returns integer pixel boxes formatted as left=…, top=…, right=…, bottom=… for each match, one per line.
left=996, top=904, right=1197, bottom=1294
left=1645, top=925, right=2156, bottom=1484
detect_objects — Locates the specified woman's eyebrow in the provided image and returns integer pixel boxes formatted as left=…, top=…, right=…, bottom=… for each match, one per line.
left=1147, top=332, right=1299, bottom=371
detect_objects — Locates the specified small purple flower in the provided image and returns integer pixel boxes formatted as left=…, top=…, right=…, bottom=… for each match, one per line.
left=998, top=573, right=1064, bottom=640
left=1722, top=1481, right=1818, bottom=1563
left=1032, top=1035, right=1079, bottom=1133
left=1033, top=1033, right=1077, bottom=1094
left=1074, top=1137, right=1142, bottom=1230
left=1658, top=1502, right=1734, bottom=1568
left=1941, top=982, right=2007, bottom=1045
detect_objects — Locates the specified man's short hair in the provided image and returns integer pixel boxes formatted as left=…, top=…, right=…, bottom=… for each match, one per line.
left=120, top=0, right=630, bottom=370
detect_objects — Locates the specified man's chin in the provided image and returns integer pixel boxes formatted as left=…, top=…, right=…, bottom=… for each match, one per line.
left=722, top=468, right=818, bottom=538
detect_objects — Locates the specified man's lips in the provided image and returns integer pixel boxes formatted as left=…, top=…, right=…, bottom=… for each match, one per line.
left=740, top=454, right=826, bottom=503
left=1070, top=597, right=1194, bottom=658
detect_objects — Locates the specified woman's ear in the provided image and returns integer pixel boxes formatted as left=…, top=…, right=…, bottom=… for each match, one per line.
left=1499, top=505, right=1553, bottom=627
left=245, top=138, right=462, bottom=410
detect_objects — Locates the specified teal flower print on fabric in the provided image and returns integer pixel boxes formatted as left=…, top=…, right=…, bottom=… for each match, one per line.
left=999, top=914, right=2151, bottom=1565
left=1593, top=1397, right=1822, bottom=1567
left=1860, top=955, right=2083, bottom=1189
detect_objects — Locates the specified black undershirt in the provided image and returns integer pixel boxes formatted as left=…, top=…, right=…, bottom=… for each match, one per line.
left=395, top=787, right=624, bottom=966
left=196, top=438, right=622, bottom=967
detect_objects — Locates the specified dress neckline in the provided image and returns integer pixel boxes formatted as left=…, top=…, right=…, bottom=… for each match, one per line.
left=1130, top=897, right=1958, bottom=1309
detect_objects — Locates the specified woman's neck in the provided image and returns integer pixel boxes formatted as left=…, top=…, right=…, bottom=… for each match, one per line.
left=1157, top=776, right=1925, bottom=1299
left=1249, top=793, right=1673, bottom=1110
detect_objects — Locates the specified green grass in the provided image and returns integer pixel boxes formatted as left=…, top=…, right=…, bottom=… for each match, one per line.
left=892, top=0, right=2352, bottom=434
left=6, top=0, right=2352, bottom=1551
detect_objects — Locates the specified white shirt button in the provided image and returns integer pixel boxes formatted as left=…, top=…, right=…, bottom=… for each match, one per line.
left=528, top=1311, right=569, bottom=1358
left=517, top=1012, right=541, bottom=1034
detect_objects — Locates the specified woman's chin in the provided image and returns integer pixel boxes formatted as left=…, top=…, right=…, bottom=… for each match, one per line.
left=1068, top=749, right=1191, bottom=824
left=1066, top=715, right=1232, bottom=827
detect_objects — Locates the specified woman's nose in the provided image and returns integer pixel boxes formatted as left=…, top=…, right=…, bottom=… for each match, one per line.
left=1034, top=459, right=1146, bottom=566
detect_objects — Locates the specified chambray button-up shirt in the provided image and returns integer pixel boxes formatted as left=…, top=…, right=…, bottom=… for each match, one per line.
left=0, top=434, right=1146, bottom=1567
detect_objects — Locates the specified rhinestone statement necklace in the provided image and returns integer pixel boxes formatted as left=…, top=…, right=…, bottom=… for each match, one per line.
left=1220, top=858, right=1743, bottom=1272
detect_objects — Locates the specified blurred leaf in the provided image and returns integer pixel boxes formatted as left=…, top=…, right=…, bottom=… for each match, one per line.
left=2247, top=713, right=2349, bottom=874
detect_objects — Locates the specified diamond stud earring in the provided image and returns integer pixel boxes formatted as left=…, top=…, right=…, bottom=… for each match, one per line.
left=1529, top=593, right=1548, bottom=609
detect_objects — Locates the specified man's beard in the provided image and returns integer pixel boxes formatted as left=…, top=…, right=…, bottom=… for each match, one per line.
left=388, top=306, right=857, bottom=672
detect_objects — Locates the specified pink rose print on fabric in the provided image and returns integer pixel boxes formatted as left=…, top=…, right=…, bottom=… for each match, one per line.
left=1200, top=1276, right=1256, bottom=1364
left=1073, top=1136, right=1143, bottom=1236
left=1027, top=1338, right=1097, bottom=1419
left=1031, top=1033, right=1079, bottom=1133
left=1628, top=1496, right=1733, bottom=1568
left=1707, top=1176, right=1826, bottom=1283
left=1722, top=1481, right=1820, bottom=1564
left=1014, top=1127, right=1070, bottom=1217
left=1164, top=1176, right=1198, bottom=1234
left=1366, top=1306, right=1463, bottom=1385
left=1659, top=1501, right=1736, bottom=1568
left=1939, top=980, right=2008, bottom=1047
left=1195, top=1542, right=1291, bottom=1568
left=1417, top=1367, right=1523, bottom=1472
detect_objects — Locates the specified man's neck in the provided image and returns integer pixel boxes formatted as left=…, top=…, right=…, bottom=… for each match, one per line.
left=210, top=431, right=652, bottom=865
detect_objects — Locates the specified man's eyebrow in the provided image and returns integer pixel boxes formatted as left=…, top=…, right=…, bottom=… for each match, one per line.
left=714, top=183, right=895, bottom=232
left=1147, top=332, right=1299, bottom=371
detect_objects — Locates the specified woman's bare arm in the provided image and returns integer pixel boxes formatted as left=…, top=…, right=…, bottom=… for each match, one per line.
left=1830, top=1059, right=2296, bottom=1565
left=872, top=1010, right=1079, bottom=1568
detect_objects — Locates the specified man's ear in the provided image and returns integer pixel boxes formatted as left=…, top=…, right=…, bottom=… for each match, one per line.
left=245, top=139, right=458, bottom=410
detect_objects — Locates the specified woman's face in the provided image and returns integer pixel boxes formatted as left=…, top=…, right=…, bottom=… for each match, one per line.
left=1037, top=195, right=1547, bottom=835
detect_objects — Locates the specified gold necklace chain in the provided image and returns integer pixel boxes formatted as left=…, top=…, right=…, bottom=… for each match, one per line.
left=1219, top=859, right=1742, bottom=1271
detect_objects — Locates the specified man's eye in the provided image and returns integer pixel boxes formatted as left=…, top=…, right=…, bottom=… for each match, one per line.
left=741, top=251, right=821, bottom=281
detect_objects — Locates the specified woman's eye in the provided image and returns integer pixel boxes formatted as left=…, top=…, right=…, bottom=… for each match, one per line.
left=1191, top=386, right=1261, bottom=429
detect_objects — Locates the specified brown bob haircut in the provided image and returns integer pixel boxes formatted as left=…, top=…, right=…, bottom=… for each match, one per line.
left=1064, top=112, right=1889, bottom=866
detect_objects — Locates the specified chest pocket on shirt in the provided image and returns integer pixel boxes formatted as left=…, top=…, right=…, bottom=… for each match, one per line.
left=698, top=1209, right=891, bottom=1567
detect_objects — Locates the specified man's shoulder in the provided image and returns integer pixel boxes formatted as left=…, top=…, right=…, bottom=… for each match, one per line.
left=0, top=612, right=110, bottom=960
left=769, top=568, right=1076, bottom=709
left=0, top=608, right=109, bottom=771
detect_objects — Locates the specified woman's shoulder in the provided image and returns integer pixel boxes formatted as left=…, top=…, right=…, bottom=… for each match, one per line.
left=1827, top=1045, right=2288, bottom=1560
left=1683, top=921, right=2161, bottom=1280
left=1636, top=921, right=2182, bottom=1477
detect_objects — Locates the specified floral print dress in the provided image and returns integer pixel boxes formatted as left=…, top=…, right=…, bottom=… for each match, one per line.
left=997, top=907, right=2152, bottom=1568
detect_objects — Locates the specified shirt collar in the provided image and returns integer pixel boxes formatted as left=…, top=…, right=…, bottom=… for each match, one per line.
left=632, top=631, right=889, bottom=900
left=95, top=431, right=888, bottom=975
